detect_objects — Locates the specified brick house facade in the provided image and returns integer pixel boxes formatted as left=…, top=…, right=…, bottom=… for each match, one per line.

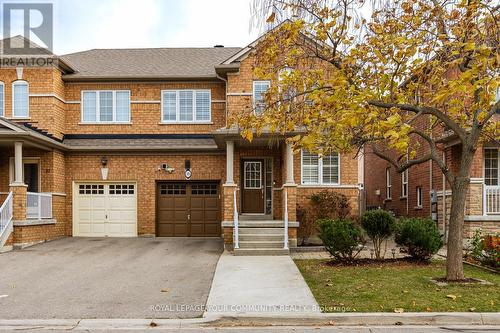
left=0, top=35, right=363, bottom=253
left=364, top=115, right=500, bottom=239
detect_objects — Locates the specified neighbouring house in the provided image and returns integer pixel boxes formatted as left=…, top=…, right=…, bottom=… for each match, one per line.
left=364, top=113, right=500, bottom=239
left=0, top=34, right=364, bottom=255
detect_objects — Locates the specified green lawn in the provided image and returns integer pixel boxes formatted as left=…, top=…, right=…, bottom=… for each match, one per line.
left=295, top=259, right=500, bottom=312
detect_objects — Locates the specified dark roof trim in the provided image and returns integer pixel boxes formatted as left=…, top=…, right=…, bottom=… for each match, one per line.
left=62, top=75, right=224, bottom=82
left=63, top=134, right=214, bottom=140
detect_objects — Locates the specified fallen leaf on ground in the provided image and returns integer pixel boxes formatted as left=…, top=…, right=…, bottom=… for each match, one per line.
left=402, top=290, right=409, bottom=293
left=469, top=307, right=476, bottom=312
left=328, top=320, right=336, bottom=326
left=161, top=288, right=170, bottom=293
left=446, top=294, right=457, bottom=300
left=326, top=283, right=333, bottom=287
left=394, top=308, right=404, bottom=313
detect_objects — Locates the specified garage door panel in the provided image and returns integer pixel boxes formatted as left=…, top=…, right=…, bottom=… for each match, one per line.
left=74, top=183, right=137, bottom=237
left=157, top=182, right=220, bottom=237
left=190, top=198, right=204, bottom=209
left=190, top=224, right=204, bottom=237
left=204, top=210, right=219, bottom=221
left=204, top=224, right=219, bottom=237
left=204, top=197, right=218, bottom=207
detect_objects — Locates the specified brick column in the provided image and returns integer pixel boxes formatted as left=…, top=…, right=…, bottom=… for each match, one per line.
left=222, top=184, right=238, bottom=247
left=283, top=184, right=297, bottom=222
left=9, top=184, right=27, bottom=221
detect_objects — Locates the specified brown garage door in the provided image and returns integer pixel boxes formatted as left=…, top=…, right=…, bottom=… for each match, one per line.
left=157, top=182, right=220, bottom=237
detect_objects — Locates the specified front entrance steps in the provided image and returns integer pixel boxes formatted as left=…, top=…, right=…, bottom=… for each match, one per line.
left=233, top=220, right=290, bottom=256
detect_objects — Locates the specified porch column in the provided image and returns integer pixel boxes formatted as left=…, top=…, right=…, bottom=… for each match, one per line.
left=14, top=141, right=24, bottom=184
left=285, top=142, right=295, bottom=184
left=10, top=141, right=27, bottom=221
left=226, top=141, right=234, bottom=185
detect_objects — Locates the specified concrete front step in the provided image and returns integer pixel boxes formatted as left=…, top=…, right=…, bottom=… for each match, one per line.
left=239, top=234, right=284, bottom=241
left=239, top=241, right=285, bottom=249
left=238, top=227, right=285, bottom=235
left=234, top=248, right=290, bottom=256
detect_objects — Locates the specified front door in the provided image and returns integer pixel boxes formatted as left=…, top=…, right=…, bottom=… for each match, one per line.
left=241, top=160, right=265, bottom=213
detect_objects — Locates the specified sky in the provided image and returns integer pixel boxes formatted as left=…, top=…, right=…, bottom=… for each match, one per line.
left=1, top=0, right=261, bottom=55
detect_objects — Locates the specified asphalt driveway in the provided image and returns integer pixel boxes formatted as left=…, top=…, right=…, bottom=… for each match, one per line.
left=0, top=237, right=223, bottom=319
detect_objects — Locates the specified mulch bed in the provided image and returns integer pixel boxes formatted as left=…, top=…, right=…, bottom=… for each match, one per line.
left=322, top=257, right=432, bottom=268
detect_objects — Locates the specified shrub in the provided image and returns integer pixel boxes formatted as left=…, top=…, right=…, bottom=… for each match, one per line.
left=310, top=190, right=350, bottom=219
left=395, top=218, right=443, bottom=261
left=466, top=229, right=500, bottom=269
left=318, top=219, right=364, bottom=261
left=297, top=190, right=351, bottom=246
left=361, top=210, right=396, bottom=260
left=296, top=206, right=316, bottom=246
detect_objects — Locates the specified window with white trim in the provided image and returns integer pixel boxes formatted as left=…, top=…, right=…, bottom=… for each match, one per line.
left=244, top=161, right=262, bottom=189
left=82, top=90, right=130, bottom=123
left=301, top=151, right=340, bottom=185
left=12, top=81, right=29, bottom=118
left=386, top=168, right=392, bottom=199
left=0, top=82, right=4, bottom=116
left=416, top=186, right=423, bottom=208
left=401, top=169, right=408, bottom=198
left=161, top=90, right=211, bottom=123
left=485, top=148, right=499, bottom=186
left=253, top=80, right=270, bottom=115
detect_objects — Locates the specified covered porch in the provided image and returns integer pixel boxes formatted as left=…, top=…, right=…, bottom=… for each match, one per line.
left=213, top=129, right=299, bottom=254
left=0, top=118, right=67, bottom=250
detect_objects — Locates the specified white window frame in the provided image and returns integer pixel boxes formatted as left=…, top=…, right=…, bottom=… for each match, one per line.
left=300, top=150, right=340, bottom=185
left=401, top=169, right=408, bottom=198
left=484, top=148, right=499, bottom=186
left=253, top=80, right=270, bottom=115
left=12, top=80, right=29, bottom=118
left=243, top=161, right=263, bottom=189
left=416, top=186, right=423, bottom=208
left=81, top=90, right=131, bottom=123
left=386, top=168, right=392, bottom=199
left=0, top=81, right=4, bottom=117
left=161, top=89, right=212, bottom=124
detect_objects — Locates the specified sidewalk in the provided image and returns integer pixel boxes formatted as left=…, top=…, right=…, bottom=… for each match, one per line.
left=205, top=252, right=320, bottom=316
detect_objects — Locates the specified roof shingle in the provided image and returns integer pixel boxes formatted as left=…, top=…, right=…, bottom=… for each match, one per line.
left=61, top=47, right=242, bottom=80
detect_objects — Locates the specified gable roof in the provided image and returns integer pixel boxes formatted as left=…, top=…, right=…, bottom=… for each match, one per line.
left=0, top=35, right=75, bottom=73
left=61, top=47, right=242, bottom=81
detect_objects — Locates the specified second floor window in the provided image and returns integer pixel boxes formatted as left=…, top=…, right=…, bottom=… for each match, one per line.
left=13, top=81, right=29, bottom=118
left=301, top=150, right=340, bottom=185
left=485, top=148, right=499, bottom=186
left=386, top=168, right=392, bottom=199
left=82, top=90, right=130, bottom=123
left=162, top=90, right=211, bottom=123
left=401, top=169, right=408, bottom=198
left=253, top=81, right=270, bottom=115
left=0, top=82, right=4, bottom=117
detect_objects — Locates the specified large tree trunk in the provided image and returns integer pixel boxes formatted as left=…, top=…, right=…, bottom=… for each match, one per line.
left=445, top=176, right=468, bottom=281
left=446, top=142, right=476, bottom=281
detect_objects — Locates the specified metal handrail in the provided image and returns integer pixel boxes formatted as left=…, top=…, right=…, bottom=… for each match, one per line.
left=284, top=190, right=289, bottom=250
left=233, top=190, right=239, bottom=249
left=0, top=192, right=13, bottom=237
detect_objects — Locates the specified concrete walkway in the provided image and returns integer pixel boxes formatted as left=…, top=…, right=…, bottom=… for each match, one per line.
left=205, top=253, right=320, bottom=316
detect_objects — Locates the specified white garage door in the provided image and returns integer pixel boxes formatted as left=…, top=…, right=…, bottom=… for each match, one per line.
left=73, top=183, right=137, bottom=237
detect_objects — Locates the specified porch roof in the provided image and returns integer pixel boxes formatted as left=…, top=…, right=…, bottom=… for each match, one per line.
left=0, top=118, right=66, bottom=150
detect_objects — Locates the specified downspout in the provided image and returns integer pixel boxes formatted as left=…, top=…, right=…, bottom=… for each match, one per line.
left=442, top=150, right=447, bottom=242
left=216, top=73, right=228, bottom=128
